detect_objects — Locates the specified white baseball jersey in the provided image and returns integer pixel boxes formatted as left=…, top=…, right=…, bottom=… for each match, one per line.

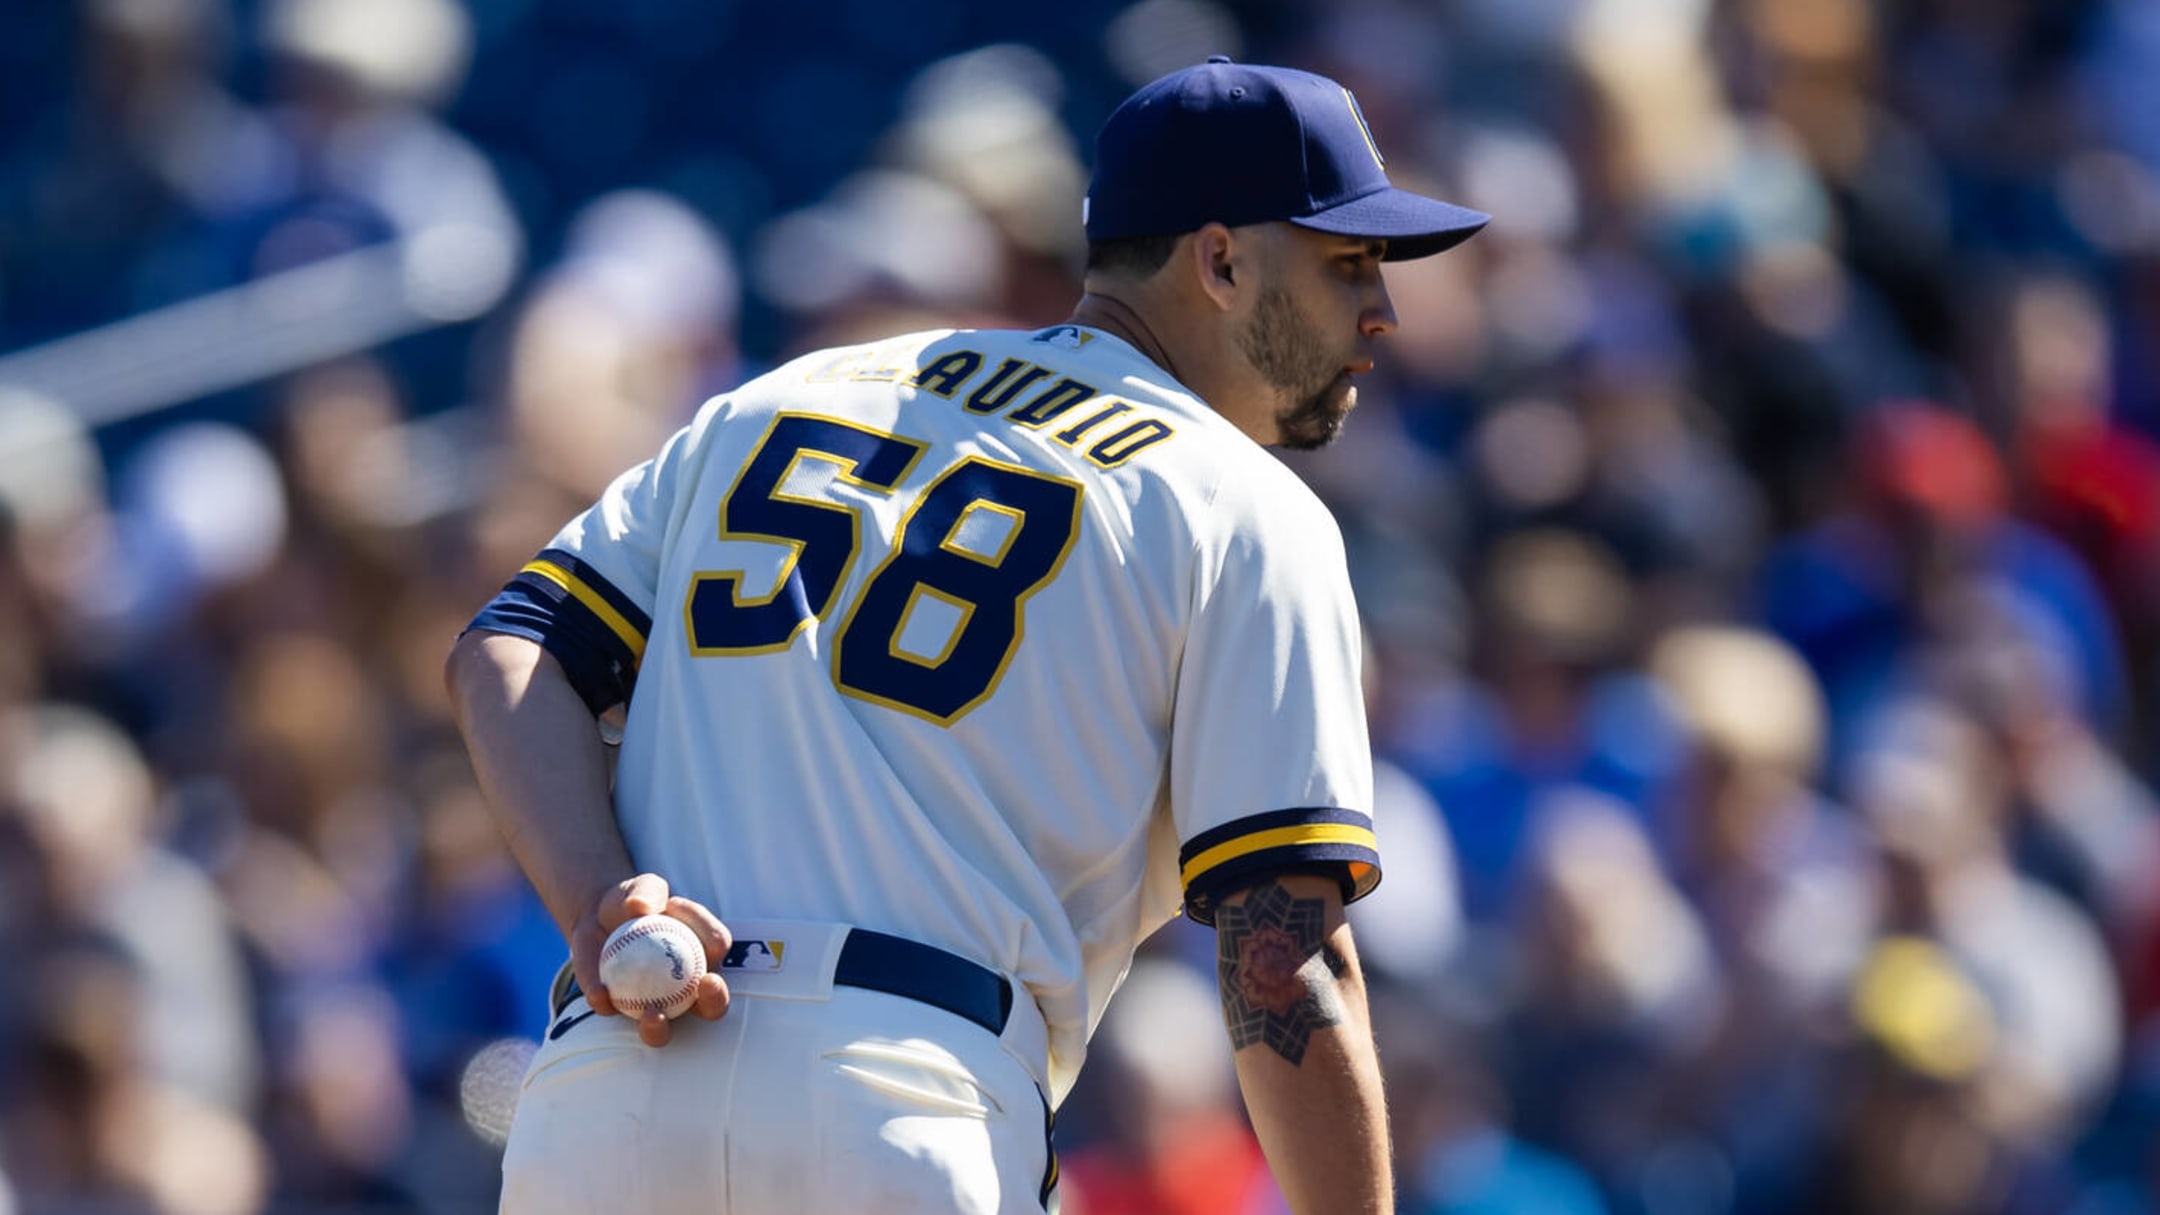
left=472, top=324, right=1378, bottom=1104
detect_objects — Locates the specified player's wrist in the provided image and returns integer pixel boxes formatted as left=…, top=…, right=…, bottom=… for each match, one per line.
left=539, top=866, right=642, bottom=941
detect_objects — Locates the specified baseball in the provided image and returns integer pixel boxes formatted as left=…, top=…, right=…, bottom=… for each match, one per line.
left=598, top=914, right=707, bottom=1019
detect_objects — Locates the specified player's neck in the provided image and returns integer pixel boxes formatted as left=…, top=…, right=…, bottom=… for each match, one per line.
left=1067, top=290, right=1281, bottom=445
left=1066, top=291, right=1184, bottom=385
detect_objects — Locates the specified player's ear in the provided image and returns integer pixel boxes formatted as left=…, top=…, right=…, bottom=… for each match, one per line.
left=1191, top=223, right=1240, bottom=311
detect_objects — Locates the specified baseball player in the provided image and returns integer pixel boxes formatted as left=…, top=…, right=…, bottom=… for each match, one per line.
left=447, top=58, right=1487, bottom=1215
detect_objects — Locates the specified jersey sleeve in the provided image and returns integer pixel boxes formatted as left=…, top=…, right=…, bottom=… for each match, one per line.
left=465, top=399, right=721, bottom=715
left=1170, top=477, right=1378, bottom=926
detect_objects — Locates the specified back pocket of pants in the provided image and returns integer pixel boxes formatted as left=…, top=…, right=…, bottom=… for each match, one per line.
left=824, top=1041, right=1003, bottom=1119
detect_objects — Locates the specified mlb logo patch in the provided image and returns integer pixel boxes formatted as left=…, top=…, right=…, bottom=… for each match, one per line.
left=723, top=939, right=786, bottom=972
left=1033, top=325, right=1093, bottom=349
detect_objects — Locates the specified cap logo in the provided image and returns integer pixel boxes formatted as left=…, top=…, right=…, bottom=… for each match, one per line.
left=1342, top=88, right=1385, bottom=171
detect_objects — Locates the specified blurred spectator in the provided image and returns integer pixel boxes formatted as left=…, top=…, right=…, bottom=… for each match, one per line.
left=1814, top=935, right=2017, bottom=1215
left=85, top=422, right=290, bottom=662
left=1652, top=627, right=1872, bottom=1006
left=1400, top=529, right=1688, bottom=922
left=1856, top=697, right=2122, bottom=1147
left=2001, top=270, right=2160, bottom=759
left=1757, top=400, right=2131, bottom=774
left=3, top=0, right=262, bottom=332
left=0, top=703, right=259, bottom=1115
left=4, top=941, right=270, bottom=1215
left=1501, top=792, right=1724, bottom=1206
left=1936, top=584, right=2160, bottom=959
left=254, top=0, right=513, bottom=276
left=1651, top=625, right=1875, bottom=1212
left=507, top=189, right=742, bottom=500
left=886, top=44, right=1091, bottom=321
left=0, top=390, right=107, bottom=706
left=754, top=169, right=1013, bottom=338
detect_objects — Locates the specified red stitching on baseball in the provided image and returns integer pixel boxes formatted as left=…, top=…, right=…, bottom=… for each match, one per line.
left=601, top=918, right=703, bottom=1012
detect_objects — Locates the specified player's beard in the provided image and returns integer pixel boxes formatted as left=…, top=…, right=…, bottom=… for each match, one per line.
left=1236, top=282, right=1357, bottom=451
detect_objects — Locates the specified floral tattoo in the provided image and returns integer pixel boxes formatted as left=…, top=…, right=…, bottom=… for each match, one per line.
left=1215, top=880, right=1345, bottom=1065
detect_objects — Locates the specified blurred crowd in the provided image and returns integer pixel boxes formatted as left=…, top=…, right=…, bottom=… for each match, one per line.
left=4, top=0, right=2160, bottom=1213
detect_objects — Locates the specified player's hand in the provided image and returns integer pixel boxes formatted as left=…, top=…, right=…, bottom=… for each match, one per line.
left=570, top=872, right=734, bottom=1047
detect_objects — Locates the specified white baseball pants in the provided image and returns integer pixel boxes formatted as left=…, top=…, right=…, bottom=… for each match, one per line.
left=499, top=920, right=1056, bottom=1215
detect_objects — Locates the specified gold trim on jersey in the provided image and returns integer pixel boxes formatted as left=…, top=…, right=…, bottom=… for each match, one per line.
left=941, top=500, right=1026, bottom=566
left=521, top=559, right=648, bottom=664
left=1051, top=399, right=1135, bottom=447
left=1178, top=822, right=1380, bottom=890
left=887, top=584, right=977, bottom=668
left=1083, top=419, right=1177, bottom=469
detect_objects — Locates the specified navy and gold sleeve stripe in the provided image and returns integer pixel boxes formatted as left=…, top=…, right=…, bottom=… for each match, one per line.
left=1178, top=807, right=1381, bottom=926
left=466, top=548, right=653, bottom=716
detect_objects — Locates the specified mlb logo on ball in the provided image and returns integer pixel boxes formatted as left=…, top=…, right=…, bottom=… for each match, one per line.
left=723, top=939, right=786, bottom=971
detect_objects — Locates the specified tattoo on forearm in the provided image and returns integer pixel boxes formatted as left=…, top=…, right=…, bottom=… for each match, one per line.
left=1216, top=880, right=1345, bottom=1065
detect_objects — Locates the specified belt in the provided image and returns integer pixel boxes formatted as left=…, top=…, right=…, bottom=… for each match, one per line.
left=552, top=926, right=1014, bottom=1038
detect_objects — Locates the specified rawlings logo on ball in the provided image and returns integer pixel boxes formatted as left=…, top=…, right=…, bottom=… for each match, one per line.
left=599, top=915, right=707, bottom=1019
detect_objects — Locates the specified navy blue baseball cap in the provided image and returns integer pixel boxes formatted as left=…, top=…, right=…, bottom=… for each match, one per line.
left=1085, top=58, right=1490, bottom=261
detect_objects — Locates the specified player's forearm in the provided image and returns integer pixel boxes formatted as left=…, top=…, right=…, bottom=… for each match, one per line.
left=444, top=630, right=637, bottom=940
left=1217, top=875, right=1391, bottom=1215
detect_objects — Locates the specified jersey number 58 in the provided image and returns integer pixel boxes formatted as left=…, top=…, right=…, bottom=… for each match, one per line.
left=684, top=414, right=1083, bottom=726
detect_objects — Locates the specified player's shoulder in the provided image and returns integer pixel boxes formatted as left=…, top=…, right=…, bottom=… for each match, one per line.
left=1208, top=446, right=1348, bottom=555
